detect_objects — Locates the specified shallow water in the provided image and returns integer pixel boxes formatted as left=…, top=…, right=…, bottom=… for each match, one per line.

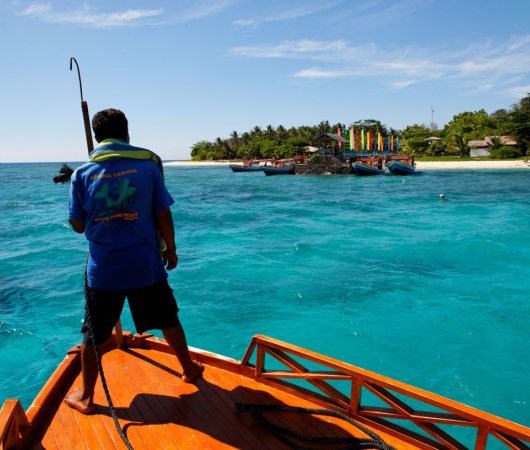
left=1, top=163, right=529, bottom=432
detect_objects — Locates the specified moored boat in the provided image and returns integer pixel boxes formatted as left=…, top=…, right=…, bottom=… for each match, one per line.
left=2, top=330, right=529, bottom=449
left=263, top=165, right=295, bottom=176
left=263, top=159, right=295, bottom=176
left=352, top=157, right=385, bottom=176
left=386, top=156, right=416, bottom=175
left=229, top=164, right=264, bottom=172
left=229, top=159, right=276, bottom=172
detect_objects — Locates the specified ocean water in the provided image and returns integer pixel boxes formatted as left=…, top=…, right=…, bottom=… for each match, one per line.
left=1, top=163, right=529, bottom=432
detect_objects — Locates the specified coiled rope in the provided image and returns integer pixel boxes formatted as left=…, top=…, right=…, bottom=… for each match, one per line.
left=84, top=261, right=134, bottom=450
left=235, top=403, right=397, bottom=450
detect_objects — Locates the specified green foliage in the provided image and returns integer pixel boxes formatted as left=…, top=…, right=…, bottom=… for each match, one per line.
left=246, top=136, right=278, bottom=159
left=445, top=110, right=497, bottom=139
left=509, top=94, right=530, bottom=153
left=489, top=146, right=522, bottom=159
left=188, top=93, right=530, bottom=161
left=452, top=134, right=469, bottom=158
left=399, top=124, right=431, bottom=154
left=350, top=119, right=389, bottom=137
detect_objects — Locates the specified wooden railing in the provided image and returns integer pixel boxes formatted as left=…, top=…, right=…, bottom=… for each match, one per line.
left=0, top=400, right=28, bottom=450
left=241, top=335, right=530, bottom=450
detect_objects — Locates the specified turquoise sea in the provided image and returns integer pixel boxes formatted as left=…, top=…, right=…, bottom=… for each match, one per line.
left=1, top=163, right=529, bottom=432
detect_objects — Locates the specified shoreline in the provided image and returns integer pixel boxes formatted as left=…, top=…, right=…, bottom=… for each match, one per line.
left=164, top=160, right=530, bottom=170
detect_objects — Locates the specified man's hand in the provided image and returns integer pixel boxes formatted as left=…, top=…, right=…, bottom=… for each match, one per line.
left=162, top=248, right=178, bottom=270
left=69, top=219, right=85, bottom=234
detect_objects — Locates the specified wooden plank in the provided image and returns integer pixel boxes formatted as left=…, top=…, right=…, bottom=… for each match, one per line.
left=151, top=346, right=291, bottom=449
left=101, top=349, right=168, bottom=449
left=44, top=416, right=73, bottom=450
left=204, top=364, right=295, bottom=449
left=84, top=412, right=120, bottom=450
left=66, top=404, right=104, bottom=450
left=135, top=348, right=267, bottom=449
left=115, top=347, right=201, bottom=449
left=132, top=347, right=243, bottom=450
left=55, top=397, right=89, bottom=450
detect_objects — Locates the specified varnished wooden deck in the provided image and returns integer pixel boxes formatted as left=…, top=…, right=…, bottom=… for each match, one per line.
left=29, top=345, right=411, bottom=449
left=3, top=333, right=530, bottom=449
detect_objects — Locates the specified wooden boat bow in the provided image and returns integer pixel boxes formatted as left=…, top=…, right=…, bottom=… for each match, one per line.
left=2, top=332, right=530, bottom=449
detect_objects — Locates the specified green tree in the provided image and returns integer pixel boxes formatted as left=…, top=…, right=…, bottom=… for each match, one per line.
left=453, top=135, right=468, bottom=158
left=350, top=119, right=389, bottom=137
left=246, top=136, right=278, bottom=159
left=509, top=94, right=530, bottom=154
left=190, top=140, right=214, bottom=161
left=443, top=110, right=498, bottom=157
left=399, top=124, right=431, bottom=154
left=277, top=136, right=308, bottom=158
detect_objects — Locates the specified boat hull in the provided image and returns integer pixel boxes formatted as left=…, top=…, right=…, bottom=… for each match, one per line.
left=387, top=160, right=416, bottom=175
left=229, top=165, right=264, bottom=172
left=263, top=166, right=295, bottom=176
left=352, top=162, right=384, bottom=176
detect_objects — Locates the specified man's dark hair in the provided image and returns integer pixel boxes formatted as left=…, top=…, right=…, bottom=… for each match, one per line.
left=92, top=108, right=129, bottom=143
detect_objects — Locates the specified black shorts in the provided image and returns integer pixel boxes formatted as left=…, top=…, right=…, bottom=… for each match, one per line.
left=82, top=278, right=180, bottom=345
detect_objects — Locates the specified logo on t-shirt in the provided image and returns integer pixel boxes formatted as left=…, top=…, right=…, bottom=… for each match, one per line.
left=93, top=172, right=139, bottom=222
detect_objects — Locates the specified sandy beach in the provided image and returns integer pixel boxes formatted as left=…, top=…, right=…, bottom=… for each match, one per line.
left=164, top=160, right=530, bottom=169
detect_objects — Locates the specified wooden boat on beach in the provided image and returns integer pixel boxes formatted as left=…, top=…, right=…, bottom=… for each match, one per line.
left=2, top=330, right=530, bottom=449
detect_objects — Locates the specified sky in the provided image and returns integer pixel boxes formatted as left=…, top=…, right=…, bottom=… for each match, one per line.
left=1, top=0, right=530, bottom=163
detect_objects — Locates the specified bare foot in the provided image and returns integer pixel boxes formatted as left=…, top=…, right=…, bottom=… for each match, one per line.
left=64, top=388, right=95, bottom=415
left=182, top=361, right=204, bottom=383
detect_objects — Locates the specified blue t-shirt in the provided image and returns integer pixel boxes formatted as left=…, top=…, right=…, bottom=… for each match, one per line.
left=69, top=146, right=174, bottom=290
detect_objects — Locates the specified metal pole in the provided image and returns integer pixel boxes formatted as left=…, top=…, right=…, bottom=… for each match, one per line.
left=69, top=57, right=94, bottom=154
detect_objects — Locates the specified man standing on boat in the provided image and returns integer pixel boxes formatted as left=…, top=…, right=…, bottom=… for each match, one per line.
left=66, top=108, right=203, bottom=414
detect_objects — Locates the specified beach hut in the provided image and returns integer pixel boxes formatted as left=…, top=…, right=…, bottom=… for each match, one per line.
left=468, top=140, right=490, bottom=157
left=469, top=136, right=518, bottom=157
left=313, top=133, right=350, bottom=156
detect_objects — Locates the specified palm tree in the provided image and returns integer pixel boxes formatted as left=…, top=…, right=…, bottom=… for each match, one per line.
left=317, top=120, right=330, bottom=134
left=453, top=135, right=469, bottom=158
left=229, top=131, right=240, bottom=157
left=276, top=125, right=287, bottom=141
left=487, top=135, right=503, bottom=152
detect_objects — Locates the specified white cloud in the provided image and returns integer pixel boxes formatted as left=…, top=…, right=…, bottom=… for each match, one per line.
left=387, top=80, right=417, bottom=89
left=19, top=2, right=163, bottom=28
left=231, top=39, right=349, bottom=58
left=232, top=0, right=344, bottom=29
left=231, top=34, right=530, bottom=95
left=16, top=1, right=235, bottom=28
left=293, top=67, right=352, bottom=79
left=504, top=85, right=530, bottom=98
left=264, top=1, right=343, bottom=23
left=178, top=0, right=234, bottom=22
left=232, top=18, right=255, bottom=29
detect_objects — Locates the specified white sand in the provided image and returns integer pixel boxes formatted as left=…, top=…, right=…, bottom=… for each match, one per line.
left=164, top=160, right=233, bottom=167
left=415, top=160, right=530, bottom=170
left=164, top=160, right=530, bottom=170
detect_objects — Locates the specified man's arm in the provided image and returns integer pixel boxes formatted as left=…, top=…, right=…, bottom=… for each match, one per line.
left=155, top=208, right=178, bottom=270
left=69, top=219, right=85, bottom=234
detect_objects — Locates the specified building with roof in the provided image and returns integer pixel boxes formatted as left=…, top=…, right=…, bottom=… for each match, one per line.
left=468, top=136, right=518, bottom=157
